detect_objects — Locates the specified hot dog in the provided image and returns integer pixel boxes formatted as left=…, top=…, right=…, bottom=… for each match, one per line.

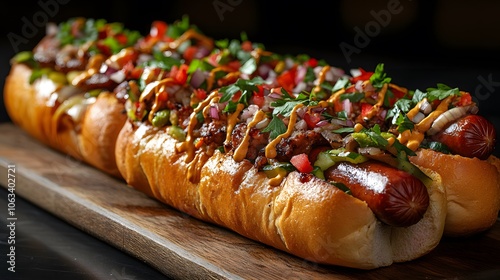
left=3, top=16, right=498, bottom=269
left=431, top=114, right=496, bottom=160
left=324, top=161, right=430, bottom=227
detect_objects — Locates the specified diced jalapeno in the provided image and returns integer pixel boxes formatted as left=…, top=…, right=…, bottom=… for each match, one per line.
left=262, top=162, right=295, bottom=179
left=314, top=148, right=368, bottom=171
left=152, top=109, right=170, bottom=127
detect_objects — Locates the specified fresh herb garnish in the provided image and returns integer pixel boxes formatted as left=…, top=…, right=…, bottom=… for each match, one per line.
left=369, top=63, right=391, bottom=88
left=425, top=83, right=460, bottom=101
left=219, top=77, right=266, bottom=112
left=262, top=115, right=287, bottom=139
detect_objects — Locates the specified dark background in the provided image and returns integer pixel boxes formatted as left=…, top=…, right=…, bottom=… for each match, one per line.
left=1, top=0, right=500, bottom=137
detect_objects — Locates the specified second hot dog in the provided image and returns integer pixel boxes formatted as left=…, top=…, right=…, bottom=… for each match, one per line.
left=324, top=161, right=430, bottom=227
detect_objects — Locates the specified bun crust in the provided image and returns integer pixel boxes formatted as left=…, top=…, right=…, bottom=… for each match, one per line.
left=4, top=63, right=126, bottom=177
left=115, top=121, right=446, bottom=269
left=410, top=149, right=500, bottom=236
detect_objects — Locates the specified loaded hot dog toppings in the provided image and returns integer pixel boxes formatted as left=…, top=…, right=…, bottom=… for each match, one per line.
left=13, top=16, right=497, bottom=228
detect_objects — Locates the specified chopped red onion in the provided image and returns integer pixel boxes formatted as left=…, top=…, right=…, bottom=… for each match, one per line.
left=190, top=69, right=206, bottom=88
left=210, top=104, right=219, bottom=119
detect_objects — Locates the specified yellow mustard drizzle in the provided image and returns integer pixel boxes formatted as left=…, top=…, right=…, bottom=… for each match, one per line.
left=313, top=65, right=331, bottom=93
left=176, top=90, right=220, bottom=162
left=224, top=103, right=245, bottom=145
left=161, top=29, right=214, bottom=51
left=206, top=66, right=239, bottom=91
left=70, top=54, right=105, bottom=87
left=268, top=172, right=285, bottom=187
left=364, top=83, right=389, bottom=120
left=186, top=151, right=211, bottom=183
left=250, top=48, right=273, bottom=65
left=265, top=103, right=304, bottom=159
left=137, top=77, right=177, bottom=123
left=327, top=88, right=345, bottom=104
left=105, top=47, right=135, bottom=69
left=398, top=96, right=453, bottom=150
left=233, top=110, right=267, bottom=162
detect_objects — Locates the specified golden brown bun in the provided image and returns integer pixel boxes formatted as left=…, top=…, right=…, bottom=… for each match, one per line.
left=4, top=63, right=126, bottom=178
left=115, top=121, right=447, bottom=269
left=4, top=63, right=56, bottom=148
left=79, top=92, right=127, bottom=178
left=410, top=149, right=500, bottom=236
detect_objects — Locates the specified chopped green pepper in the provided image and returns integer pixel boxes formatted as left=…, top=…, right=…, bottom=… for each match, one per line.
left=314, top=148, right=368, bottom=171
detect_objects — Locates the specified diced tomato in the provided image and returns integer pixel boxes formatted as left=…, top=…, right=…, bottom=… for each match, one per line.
left=255, top=85, right=264, bottom=97
left=194, top=88, right=207, bottom=100
left=456, top=92, right=472, bottom=106
left=344, top=85, right=357, bottom=93
left=277, top=66, right=297, bottom=93
left=361, top=103, right=373, bottom=118
left=157, top=91, right=168, bottom=103
left=333, top=98, right=344, bottom=113
left=387, top=87, right=407, bottom=107
left=241, top=40, right=253, bottom=52
left=232, top=91, right=242, bottom=102
left=303, top=111, right=322, bottom=129
left=150, top=21, right=168, bottom=38
left=351, top=68, right=373, bottom=83
left=251, top=95, right=265, bottom=107
left=226, top=60, right=241, bottom=71
left=183, top=45, right=198, bottom=62
left=306, top=58, right=318, bottom=68
left=290, top=153, right=314, bottom=173
left=208, top=53, right=220, bottom=67
left=170, top=64, right=188, bottom=85
left=115, top=33, right=128, bottom=45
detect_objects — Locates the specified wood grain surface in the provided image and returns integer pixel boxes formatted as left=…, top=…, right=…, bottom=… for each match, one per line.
left=0, top=123, right=499, bottom=279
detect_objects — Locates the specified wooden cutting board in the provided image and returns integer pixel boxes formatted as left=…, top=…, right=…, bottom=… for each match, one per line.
left=1, top=123, right=499, bottom=279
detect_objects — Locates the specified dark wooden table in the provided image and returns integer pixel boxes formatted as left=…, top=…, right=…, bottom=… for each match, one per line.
left=1, top=123, right=499, bottom=279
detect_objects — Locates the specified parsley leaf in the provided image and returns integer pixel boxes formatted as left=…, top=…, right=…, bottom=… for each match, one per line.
left=219, top=77, right=266, bottom=111
left=369, top=63, right=392, bottom=88
left=426, top=83, right=460, bottom=101
left=340, top=92, right=365, bottom=103
left=270, top=90, right=309, bottom=117
left=262, top=115, right=287, bottom=139
left=332, top=76, right=350, bottom=92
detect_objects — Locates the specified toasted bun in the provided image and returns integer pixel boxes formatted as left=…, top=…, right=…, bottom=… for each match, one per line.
left=80, top=92, right=127, bottom=177
left=410, top=149, right=500, bottom=236
left=115, top=121, right=446, bottom=269
left=4, top=63, right=126, bottom=177
left=4, top=63, right=56, bottom=148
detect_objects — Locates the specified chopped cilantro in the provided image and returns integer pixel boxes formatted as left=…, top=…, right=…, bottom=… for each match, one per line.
left=340, top=92, right=365, bottom=103
left=369, top=63, right=391, bottom=88
left=426, top=83, right=460, bottom=101
left=262, top=115, right=287, bottom=139
left=331, top=76, right=350, bottom=92
left=219, top=77, right=266, bottom=111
